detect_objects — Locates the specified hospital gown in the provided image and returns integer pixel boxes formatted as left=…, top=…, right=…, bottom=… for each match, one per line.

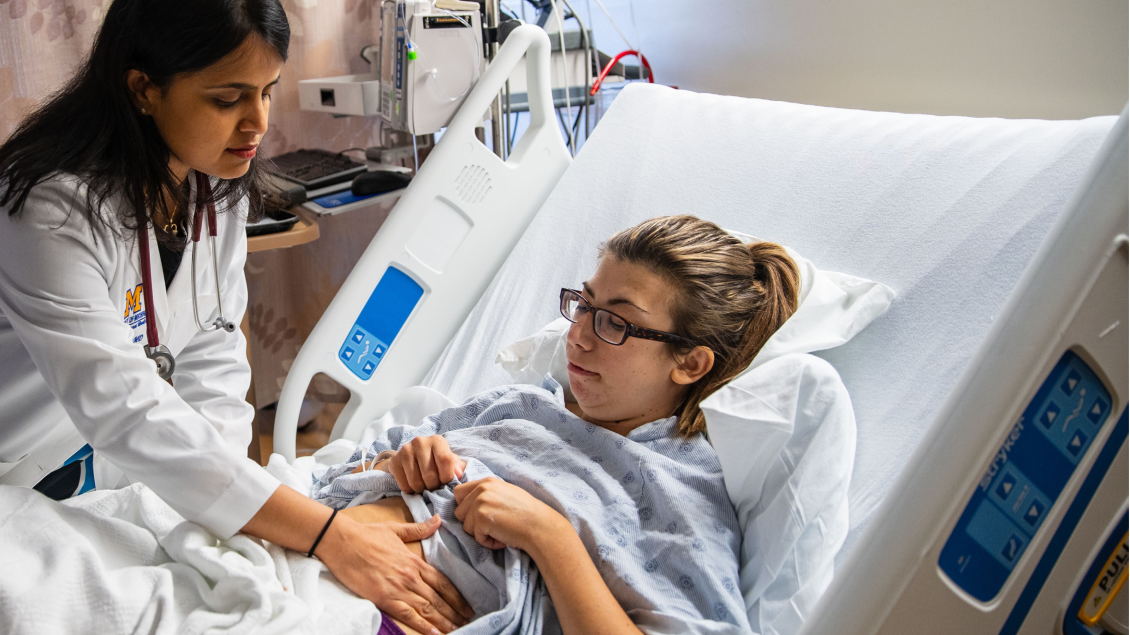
left=312, top=377, right=750, bottom=635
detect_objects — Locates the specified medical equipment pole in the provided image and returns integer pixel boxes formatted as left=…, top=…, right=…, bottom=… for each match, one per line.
left=485, top=0, right=504, bottom=158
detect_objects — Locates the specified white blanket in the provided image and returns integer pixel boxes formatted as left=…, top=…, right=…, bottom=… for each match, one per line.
left=0, top=484, right=380, bottom=634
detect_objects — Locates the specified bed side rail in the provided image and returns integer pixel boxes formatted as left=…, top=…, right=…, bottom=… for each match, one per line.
left=273, top=25, right=571, bottom=462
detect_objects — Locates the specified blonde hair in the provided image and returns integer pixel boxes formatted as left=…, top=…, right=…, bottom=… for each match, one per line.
left=600, top=215, right=800, bottom=436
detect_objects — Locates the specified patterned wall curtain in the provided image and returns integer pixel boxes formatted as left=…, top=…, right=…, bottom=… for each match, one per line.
left=0, top=0, right=386, bottom=155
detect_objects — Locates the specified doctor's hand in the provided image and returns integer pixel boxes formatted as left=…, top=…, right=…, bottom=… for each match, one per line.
left=453, top=477, right=572, bottom=555
left=318, top=513, right=474, bottom=634
left=242, top=486, right=473, bottom=634
left=387, top=435, right=467, bottom=494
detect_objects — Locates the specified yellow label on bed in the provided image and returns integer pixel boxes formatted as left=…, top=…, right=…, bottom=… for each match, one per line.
left=1078, top=532, right=1128, bottom=625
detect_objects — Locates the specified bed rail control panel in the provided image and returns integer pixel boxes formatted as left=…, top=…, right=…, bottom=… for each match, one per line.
left=338, top=266, right=425, bottom=380
left=939, top=350, right=1114, bottom=601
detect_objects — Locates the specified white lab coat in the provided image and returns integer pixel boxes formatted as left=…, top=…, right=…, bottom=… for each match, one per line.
left=0, top=172, right=279, bottom=538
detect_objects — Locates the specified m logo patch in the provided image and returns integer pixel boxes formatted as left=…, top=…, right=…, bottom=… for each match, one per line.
left=124, top=284, right=146, bottom=339
left=124, top=283, right=144, bottom=319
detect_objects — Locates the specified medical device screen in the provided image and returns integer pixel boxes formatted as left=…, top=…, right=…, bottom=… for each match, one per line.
left=939, top=350, right=1114, bottom=601
left=338, top=266, right=424, bottom=380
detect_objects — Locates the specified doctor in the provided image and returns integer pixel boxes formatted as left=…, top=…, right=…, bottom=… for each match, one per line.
left=0, top=0, right=470, bottom=632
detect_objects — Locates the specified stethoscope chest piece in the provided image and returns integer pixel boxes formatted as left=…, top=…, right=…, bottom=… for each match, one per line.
left=145, top=344, right=175, bottom=381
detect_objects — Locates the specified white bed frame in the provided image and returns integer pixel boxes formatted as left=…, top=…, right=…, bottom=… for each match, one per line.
left=273, top=26, right=570, bottom=458
left=275, top=24, right=1128, bottom=634
left=799, top=112, right=1128, bottom=635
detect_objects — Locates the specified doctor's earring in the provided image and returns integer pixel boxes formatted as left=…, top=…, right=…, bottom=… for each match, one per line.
left=140, top=107, right=148, bottom=115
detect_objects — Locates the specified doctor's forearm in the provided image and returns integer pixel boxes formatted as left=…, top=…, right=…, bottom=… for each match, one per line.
left=240, top=484, right=335, bottom=552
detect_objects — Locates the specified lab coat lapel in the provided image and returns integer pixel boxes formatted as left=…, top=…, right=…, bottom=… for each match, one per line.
left=164, top=240, right=193, bottom=354
left=144, top=225, right=172, bottom=343
left=164, top=171, right=210, bottom=355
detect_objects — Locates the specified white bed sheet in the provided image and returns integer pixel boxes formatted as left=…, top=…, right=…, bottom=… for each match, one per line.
left=423, top=83, right=1117, bottom=557
left=0, top=483, right=380, bottom=635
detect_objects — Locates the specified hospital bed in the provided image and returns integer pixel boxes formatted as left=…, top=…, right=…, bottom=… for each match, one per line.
left=274, top=26, right=1127, bottom=635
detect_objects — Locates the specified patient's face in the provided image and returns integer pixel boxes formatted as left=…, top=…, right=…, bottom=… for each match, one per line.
left=565, top=257, right=686, bottom=433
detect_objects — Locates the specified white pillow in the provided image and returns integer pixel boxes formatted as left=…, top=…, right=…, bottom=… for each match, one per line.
left=495, top=236, right=895, bottom=387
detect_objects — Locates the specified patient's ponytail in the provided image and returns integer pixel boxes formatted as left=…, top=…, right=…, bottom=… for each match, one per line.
left=601, top=216, right=800, bottom=436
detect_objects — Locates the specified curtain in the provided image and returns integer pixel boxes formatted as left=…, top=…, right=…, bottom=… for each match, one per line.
left=1, top=0, right=398, bottom=410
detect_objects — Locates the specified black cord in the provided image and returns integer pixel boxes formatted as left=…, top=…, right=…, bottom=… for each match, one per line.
left=556, top=106, right=574, bottom=152
left=307, top=508, right=338, bottom=558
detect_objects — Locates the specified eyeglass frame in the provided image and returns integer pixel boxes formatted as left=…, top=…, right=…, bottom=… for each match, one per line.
left=559, top=288, right=695, bottom=347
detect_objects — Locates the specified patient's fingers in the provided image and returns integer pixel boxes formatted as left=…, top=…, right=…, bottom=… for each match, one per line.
left=401, top=451, right=427, bottom=493
left=474, top=526, right=505, bottom=550
left=452, top=478, right=484, bottom=505
left=433, top=446, right=465, bottom=484
left=389, top=458, right=413, bottom=494
left=417, top=446, right=441, bottom=490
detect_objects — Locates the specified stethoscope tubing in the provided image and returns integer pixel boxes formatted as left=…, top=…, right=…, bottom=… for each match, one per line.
left=138, top=172, right=235, bottom=380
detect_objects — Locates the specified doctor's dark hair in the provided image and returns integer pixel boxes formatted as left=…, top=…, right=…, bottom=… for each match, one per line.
left=0, top=0, right=290, bottom=238
left=600, top=215, right=800, bottom=436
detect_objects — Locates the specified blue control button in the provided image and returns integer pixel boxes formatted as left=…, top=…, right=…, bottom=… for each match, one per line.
left=1066, top=430, right=1088, bottom=457
left=995, top=473, right=1017, bottom=502
left=1088, top=398, right=1108, bottom=424
left=1061, top=369, right=1081, bottom=396
left=967, top=499, right=1030, bottom=569
left=1000, top=534, right=1023, bottom=563
left=1041, top=402, right=1061, bottom=429
left=338, top=324, right=390, bottom=380
left=1022, top=499, right=1046, bottom=527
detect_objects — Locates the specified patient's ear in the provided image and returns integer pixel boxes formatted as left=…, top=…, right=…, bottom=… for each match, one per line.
left=671, top=346, right=714, bottom=385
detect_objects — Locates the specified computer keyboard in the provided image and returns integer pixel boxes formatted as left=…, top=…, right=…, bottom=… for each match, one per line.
left=267, top=148, right=368, bottom=190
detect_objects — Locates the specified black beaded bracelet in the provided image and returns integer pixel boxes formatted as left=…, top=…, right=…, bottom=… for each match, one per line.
left=308, top=508, right=338, bottom=558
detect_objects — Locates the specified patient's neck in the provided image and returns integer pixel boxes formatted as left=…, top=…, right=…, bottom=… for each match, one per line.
left=563, top=400, right=672, bottom=436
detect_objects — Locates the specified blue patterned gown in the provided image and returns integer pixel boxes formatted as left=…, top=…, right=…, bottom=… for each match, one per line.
left=312, top=378, right=750, bottom=635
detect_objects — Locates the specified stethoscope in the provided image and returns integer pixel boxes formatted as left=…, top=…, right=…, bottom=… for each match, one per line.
left=137, top=171, right=236, bottom=380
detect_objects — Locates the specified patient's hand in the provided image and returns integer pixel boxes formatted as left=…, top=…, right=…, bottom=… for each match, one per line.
left=387, top=435, right=468, bottom=494
left=453, top=477, right=570, bottom=554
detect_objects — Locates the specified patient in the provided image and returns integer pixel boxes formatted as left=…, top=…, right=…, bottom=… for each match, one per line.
left=316, top=215, right=800, bottom=635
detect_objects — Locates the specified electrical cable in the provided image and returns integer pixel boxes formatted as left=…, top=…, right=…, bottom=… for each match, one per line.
left=559, top=0, right=591, bottom=148
left=570, top=103, right=583, bottom=138
left=589, top=0, right=635, bottom=50
left=584, top=0, right=596, bottom=137
left=589, top=49, right=652, bottom=95
left=628, top=0, right=642, bottom=69
left=547, top=0, right=575, bottom=156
